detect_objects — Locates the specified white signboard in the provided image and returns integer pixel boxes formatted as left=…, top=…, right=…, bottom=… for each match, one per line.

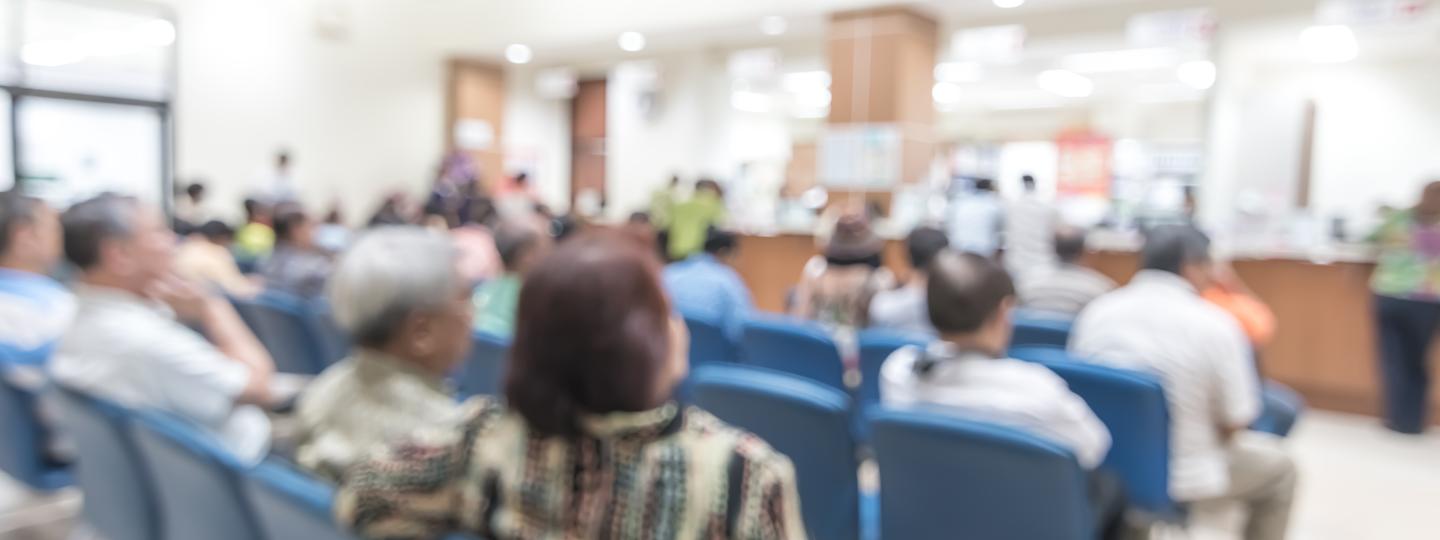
left=1127, top=9, right=1217, bottom=48
left=818, top=124, right=902, bottom=189
left=1317, top=0, right=1432, bottom=25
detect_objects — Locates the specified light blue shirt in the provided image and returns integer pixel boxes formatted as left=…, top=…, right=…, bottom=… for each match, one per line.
left=662, top=254, right=753, bottom=339
left=0, top=268, right=75, bottom=361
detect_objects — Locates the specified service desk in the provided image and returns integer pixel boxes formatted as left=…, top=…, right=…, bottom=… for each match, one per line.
left=732, top=232, right=1438, bottom=425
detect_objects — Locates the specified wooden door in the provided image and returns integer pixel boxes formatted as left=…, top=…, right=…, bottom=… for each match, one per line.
left=570, top=79, right=607, bottom=210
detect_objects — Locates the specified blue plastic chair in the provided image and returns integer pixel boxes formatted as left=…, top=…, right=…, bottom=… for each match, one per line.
left=243, top=458, right=360, bottom=540
left=1008, top=344, right=1073, bottom=365
left=1035, top=355, right=1179, bottom=520
left=458, top=331, right=510, bottom=397
left=691, top=365, right=862, bottom=540
left=52, top=388, right=160, bottom=540
left=248, top=291, right=331, bottom=375
left=869, top=407, right=1093, bottom=540
left=740, top=316, right=847, bottom=392
left=0, top=347, right=71, bottom=492
left=1254, top=381, right=1305, bottom=438
left=1011, top=310, right=1074, bottom=349
left=855, top=329, right=929, bottom=441
left=307, top=300, right=352, bottom=366
left=129, top=410, right=264, bottom=540
left=683, top=312, right=741, bottom=366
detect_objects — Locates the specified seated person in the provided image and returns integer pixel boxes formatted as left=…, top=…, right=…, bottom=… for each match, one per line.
left=1017, top=226, right=1116, bottom=317
left=52, top=194, right=277, bottom=465
left=261, top=208, right=333, bottom=299
left=880, top=250, right=1121, bottom=538
left=0, top=192, right=75, bottom=464
left=666, top=179, right=727, bottom=261
left=471, top=219, right=550, bottom=336
left=868, top=226, right=948, bottom=335
left=792, top=214, right=894, bottom=329
left=336, top=231, right=805, bottom=539
left=662, top=229, right=752, bottom=339
left=234, top=198, right=275, bottom=268
left=1071, top=225, right=1296, bottom=540
left=174, top=220, right=261, bottom=297
left=295, top=227, right=476, bottom=481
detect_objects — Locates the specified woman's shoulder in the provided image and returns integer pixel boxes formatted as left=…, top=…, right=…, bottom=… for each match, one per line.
left=680, top=407, right=794, bottom=471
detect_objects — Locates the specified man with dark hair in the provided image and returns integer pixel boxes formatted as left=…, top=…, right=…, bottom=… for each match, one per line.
left=868, top=226, right=949, bottom=335
left=1017, top=226, right=1116, bottom=316
left=879, top=249, right=1118, bottom=535
left=662, top=228, right=752, bottom=339
left=472, top=219, right=551, bottom=336
left=52, top=194, right=277, bottom=464
left=1071, top=225, right=1295, bottom=540
left=261, top=209, right=333, bottom=299
left=0, top=192, right=75, bottom=463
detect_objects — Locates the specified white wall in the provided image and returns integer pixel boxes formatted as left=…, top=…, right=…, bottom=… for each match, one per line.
left=605, top=55, right=712, bottom=218
left=502, top=66, right=572, bottom=212
left=169, top=0, right=444, bottom=223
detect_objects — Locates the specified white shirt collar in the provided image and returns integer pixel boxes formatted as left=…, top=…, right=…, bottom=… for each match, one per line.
left=1129, top=269, right=1198, bottom=295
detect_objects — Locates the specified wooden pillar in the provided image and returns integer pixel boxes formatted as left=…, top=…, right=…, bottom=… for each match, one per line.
left=827, top=7, right=938, bottom=191
left=446, top=59, right=506, bottom=189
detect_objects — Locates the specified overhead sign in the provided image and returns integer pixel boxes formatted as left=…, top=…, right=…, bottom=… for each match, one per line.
left=1126, top=9, right=1217, bottom=48
left=1317, top=0, right=1431, bottom=25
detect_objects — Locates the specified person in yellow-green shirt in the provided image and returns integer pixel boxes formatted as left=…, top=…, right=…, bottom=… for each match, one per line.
left=665, top=179, right=726, bottom=261
left=234, top=198, right=274, bottom=272
left=472, top=219, right=551, bottom=336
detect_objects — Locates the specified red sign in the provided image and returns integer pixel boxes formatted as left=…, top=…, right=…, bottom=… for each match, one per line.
left=1056, top=131, right=1113, bottom=198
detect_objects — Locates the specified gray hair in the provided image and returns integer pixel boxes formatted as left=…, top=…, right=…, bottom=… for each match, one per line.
left=0, top=191, right=43, bottom=258
left=1141, top=225, right=1211, bottom=275
left=328, top=226, right=459, bottom=348
left=61, top=194, right=140, bottom=270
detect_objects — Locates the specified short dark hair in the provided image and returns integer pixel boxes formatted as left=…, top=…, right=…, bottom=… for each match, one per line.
left=243, top=198, right=269, bottom=220
left=62, top=194, right=140, bottom=270
left=905, top=226, right=948, bottom=271
left=974, top=178, right=996, bottom=193
left=696, top=179, right=722, bottom=196
left=703, top=229, right=737, bottom=256
left=1021, top=175, right=1036, bottom=189
left=185, top=183, right=206, bottom=199
left=494, top=220, right=541, bottom=271
left=927, top=251, right=1016, bottom=334
left=1054, top=227, right=1088, bottom=263
left=272, top=209, right=310, bottom=244
left=0, top=191, right=42, bottom=258
left=197, top=220, right=234, bottom=243
left=1141, top=225, right=1211, bottom=275
left=628, top=211, right=651, bottom=225
left=505, top=231, right=673, bottom=437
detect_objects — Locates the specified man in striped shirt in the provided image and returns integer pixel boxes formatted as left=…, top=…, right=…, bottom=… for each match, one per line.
left=1070, top=225, right=1296, bottom=540
left=1017, top=226, right=1115, bottom=317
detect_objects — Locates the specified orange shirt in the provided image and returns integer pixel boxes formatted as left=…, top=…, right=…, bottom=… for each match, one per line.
left=1202, top=287, right=1277, bottom=346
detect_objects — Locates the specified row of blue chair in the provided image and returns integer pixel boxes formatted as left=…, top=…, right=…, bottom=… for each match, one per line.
left=691, top=364, right=1110, bottom=540
left=0, top=346, right=72, bottom=492
left=230, top=291, right=350, bottom=375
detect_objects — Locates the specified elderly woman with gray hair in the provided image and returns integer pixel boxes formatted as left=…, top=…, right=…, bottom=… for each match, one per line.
left=293, top=226, right=477, bottom=481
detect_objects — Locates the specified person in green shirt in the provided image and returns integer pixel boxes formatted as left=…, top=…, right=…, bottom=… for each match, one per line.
left=1370, top=180, right=1440, bottom=434
left=233, top=198, right=274, bottom=271
left=666, top=179, right=727, bottom=261
left=472, top=219, right=550, bottom=336
left=649, top=175, right=680, bottom=230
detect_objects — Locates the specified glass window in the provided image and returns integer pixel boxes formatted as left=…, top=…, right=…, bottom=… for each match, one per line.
left=18, top=0, right=175, bottom=101
left=0, top=92, right=11, bottom=191
left=16, top=96, right=164, bottom=206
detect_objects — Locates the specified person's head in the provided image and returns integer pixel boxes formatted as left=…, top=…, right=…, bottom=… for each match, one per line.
left=1054, top=226, right=1088, bottom=265
left=185, top=183, right=206, bottom=202
left=825, top=214, right=884, bottom=269
left=1416, top=180, right=1440, bottom=217
left=703, top=229, right=739, bottom=263
left=324, top=207, right=343, bottom=225
left=668, top=175, right=680, bottom=188
left=628, top=211, right=651, bottom=225
left=276, top=150, right=292, bottom=170
left=494, top=219, right=548, bottom=275
left=243, top=198, right=272, bottom=225
left=505, top=231, right=686, bottom=437
left=974, top=178, right=996, bottom=193
left=1141, top=224, right=1214, bottom=290
left=696, top=179, right=722, bottom=198
left=904, top=226, right=948, bottom=275
left=62, top=194, right=176, bottom=293
left=927, top=251, right=1017, bottom=355
left=329, top=227, right=473, bottom=376
left=1021, top=175, right=1036, bottom=192
left=272, top=209, right=316, bottom=249
left=0, top=192, right=62, bottom=273
left=195, top=220, right=235, bottom=246
left=513, top=172, right=529, bottom=186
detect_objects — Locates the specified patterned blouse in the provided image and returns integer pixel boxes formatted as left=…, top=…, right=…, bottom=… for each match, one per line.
left=1372, top=209, right=1440, bottom=300
left=335, top=400, right=807, bottom=540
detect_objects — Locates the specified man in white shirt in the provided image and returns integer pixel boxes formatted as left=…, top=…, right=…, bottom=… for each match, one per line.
left=52, top=194, right=277, bottom=464
left=868, top=226, right=948, bottom=336
left=1004, top=174, right=1057, bottom=280
left=880, top=250, right=1123, bottom=538
left=1070, top=225, right=1296, bottom=540
left=1018, top=226, right=1116, bottom=317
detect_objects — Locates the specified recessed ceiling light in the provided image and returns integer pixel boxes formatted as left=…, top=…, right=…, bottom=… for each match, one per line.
left=994, top=0, right=1025, bottom=8
left=761, top=16, right=788, bottom=36
left=932, top=82, right=964, bottom=105
left=505, top=44, right=532, bottom=64
left=1036, top=69, right=1094, bottom=98
left=618, top=31, right=647, bottom=52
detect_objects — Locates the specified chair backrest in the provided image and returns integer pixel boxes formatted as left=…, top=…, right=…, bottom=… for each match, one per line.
left=52, top=388, right=160, bottom=540
left=740, top=316, right=846, bottom=392
left=1011, top=310, right=1074, bottom=348
left=243, top=458, right=360, bottom=540
left=691, top=365, right=860, bottom=540
left=249, top=291, right=329, bottom=375
left=0, top=347, right=70, bottom=491
left=683, top=312, right=740, bottom=366
left=306, top=300, right=352, bottom=366
left=856, top=329, right=930, bottom=408
left=458, top=331, right=510, bottom=397
left=1036, top=355, right=1176, bottom=518
left=869, top=407, right=1093, bottom=540
left=1008, top=344, right=1072, bottom=365
left=129, top=410, right=264, bottom=540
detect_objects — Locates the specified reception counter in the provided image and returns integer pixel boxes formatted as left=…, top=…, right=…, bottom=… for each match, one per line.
left=732, top=232, right=1439, bottom=425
